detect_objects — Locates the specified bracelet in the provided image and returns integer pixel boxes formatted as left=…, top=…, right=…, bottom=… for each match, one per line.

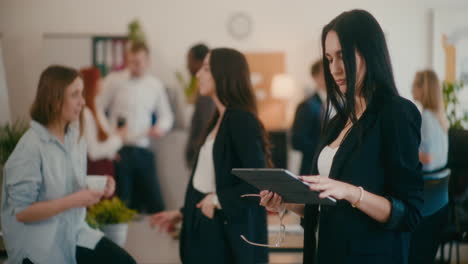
left=351, top=186, right=364, bottom=208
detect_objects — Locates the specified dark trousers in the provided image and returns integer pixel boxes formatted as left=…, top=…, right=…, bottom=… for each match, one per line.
left=180, top=188, right=268, bottom=264
left=23, top=237, right=136, bottom=264
left=115, top=146, right=165, bottom=213
left=408, top=204, right=449, bottom=264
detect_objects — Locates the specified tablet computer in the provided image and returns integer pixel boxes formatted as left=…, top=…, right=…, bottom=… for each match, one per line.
left=232, top=168, right=336, bottom=206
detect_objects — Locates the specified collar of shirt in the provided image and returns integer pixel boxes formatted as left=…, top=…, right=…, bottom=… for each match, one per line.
left=30, top=120, right=78, bottom=152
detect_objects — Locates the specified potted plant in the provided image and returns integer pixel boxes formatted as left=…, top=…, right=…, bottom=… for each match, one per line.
left=0, top=120, right=28, bottom=255
left=86, top=197, right=137, bottom=247
left=128, top=19, right=146, bottom=44
left=442, top=80, right=468, bottom=129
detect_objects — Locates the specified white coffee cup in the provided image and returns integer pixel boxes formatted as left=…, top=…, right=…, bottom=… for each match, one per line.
left=86, top=175, right=107, bottom=191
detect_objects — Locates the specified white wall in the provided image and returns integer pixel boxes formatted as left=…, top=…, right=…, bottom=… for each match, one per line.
left=1, top=0, right=468, bottom=121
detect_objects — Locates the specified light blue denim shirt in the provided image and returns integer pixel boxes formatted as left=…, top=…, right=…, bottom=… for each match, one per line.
left=420, top=110, right=449, bottom=216
left=1, top=121, right=103, bottom=264
left=420, top=110, right=449, bottom=173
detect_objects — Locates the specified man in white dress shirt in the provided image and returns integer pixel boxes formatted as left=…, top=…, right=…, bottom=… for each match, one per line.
left=98, top=42, right=174, bottom=213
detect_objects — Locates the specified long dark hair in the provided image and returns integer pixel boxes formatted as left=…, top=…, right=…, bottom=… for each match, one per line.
left=200, top=48, right=273, bottom=167
left=321, top=9, right=399, bottom=134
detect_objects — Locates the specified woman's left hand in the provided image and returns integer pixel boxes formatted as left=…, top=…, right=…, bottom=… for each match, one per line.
left=300, top=175, right=358, bottom=203
left=196, top=193, right=216, bottom=219
left=103, top=176, right=116, bottom=198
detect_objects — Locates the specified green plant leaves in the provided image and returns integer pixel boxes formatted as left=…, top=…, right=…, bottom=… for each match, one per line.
left=0, top=120, right=28, bottom=165
left=442, top=81, right=468, bottom=129
left=86, top=197, right=137, bottom=228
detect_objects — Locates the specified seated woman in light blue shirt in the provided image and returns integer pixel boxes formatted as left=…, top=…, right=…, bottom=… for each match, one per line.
left=1, top=66, right=136, bottom=264
left=409, top=69, right=450, bottom=264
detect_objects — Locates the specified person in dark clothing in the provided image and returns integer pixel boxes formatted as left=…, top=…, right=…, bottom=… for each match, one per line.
left=185, top=43, right=216, bottom=169
left=150, top=48, right=272, bottom=264
left=291, top=60, right=326, bottom=175
left=259, top=10, right=424, bottom=264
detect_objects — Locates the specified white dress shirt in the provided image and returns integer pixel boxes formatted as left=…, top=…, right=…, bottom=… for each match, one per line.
left=98, top=70, right=174, bottom=148
left=83, top=106, right=123, bottom=161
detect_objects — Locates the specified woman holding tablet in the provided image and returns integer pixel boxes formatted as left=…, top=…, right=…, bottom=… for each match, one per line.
left=259, top=10, right=424, bottom=264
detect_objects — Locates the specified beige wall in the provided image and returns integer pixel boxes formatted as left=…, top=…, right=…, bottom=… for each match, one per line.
left=2, top=0, right=468, bottom=210
left=2, top=0, right=468, bottom=121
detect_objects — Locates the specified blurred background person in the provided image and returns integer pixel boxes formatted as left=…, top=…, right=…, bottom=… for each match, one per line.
left=98, top=42, right=174, bottom=213
left=81, top=67, right=127, bottom=181
left=184, top=43, right=215, bottom=169
left=409, top=69, right=450, bottom=264
left=291, top=59, right=326, bottom=175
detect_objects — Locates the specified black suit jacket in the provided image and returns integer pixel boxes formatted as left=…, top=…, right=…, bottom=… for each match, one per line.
left=180, top=108, right=268, bottom=264
left=303, top=96, right=424, bottom=264
left=291, top=93, right=323, bottom=175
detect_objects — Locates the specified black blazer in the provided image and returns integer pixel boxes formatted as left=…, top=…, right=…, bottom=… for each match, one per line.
left=291, top=93, right=323, bottom=175
left=180, top=108, right=268, bottom=264
left=303, top=96, right=424, bottom=264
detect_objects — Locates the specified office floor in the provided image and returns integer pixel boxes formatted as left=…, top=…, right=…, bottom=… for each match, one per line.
left=123, top=214, right=468, bottom=264
left=124, top=213, right=305, bottom=264
left=1, top=214, right=467, bottom=263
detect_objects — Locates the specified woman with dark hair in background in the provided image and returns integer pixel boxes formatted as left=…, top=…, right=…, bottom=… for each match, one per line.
left=409, top=70, right=450, bottom=264
left=81, top=67, right=127, bottom=180
left=1, top=65, right=136, bottom=264
left=150, top=48, right=271, bottom=264
left=259, top=10, right=423, bottom=264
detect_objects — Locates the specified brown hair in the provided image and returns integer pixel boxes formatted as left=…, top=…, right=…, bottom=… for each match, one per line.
left=129, top=41, right=150, bottom=55
left=80, top=67, right=108, bottom=141
left=30, top=65, right=83, bottom=136
left=202, top=48, right=273, bottom=167
left=310, top=59, right=323, bottom=78
left=413, top=70, right=449, bottom=131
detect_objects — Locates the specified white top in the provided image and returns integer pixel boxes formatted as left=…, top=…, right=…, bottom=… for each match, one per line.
left=316, top=145, right=339, bottom=235
left=83, top=107, right=123, bottom=161
left=317, top=146, right=339, bottom=178
left=193, top=138, right=216, bottom=193
left=98, top=70, right=174, bottom=148
left=192, top=137, right=221, bottom=207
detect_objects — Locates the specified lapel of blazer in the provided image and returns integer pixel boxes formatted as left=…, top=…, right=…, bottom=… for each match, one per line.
left=212, top=109, right=229, bottom=183
left=328, top=124, right=359, bottom=181
left=318, top=107, right=378, bottom=181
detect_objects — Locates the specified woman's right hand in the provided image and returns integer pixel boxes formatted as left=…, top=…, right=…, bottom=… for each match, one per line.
left=69, top=189, right=104, bottom=208
left=149, top=210, right=183, bottom=233
left=259, top=190, right=285, bottom=213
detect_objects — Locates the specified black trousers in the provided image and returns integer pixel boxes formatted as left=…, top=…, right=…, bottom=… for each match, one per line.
left=408, top=204, right=449, bottom=264
left=23, top=237, right=136, bottom=264
left=115, top=146, right=165, bottom=213
left=180, top=188, right=268, bottom=264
